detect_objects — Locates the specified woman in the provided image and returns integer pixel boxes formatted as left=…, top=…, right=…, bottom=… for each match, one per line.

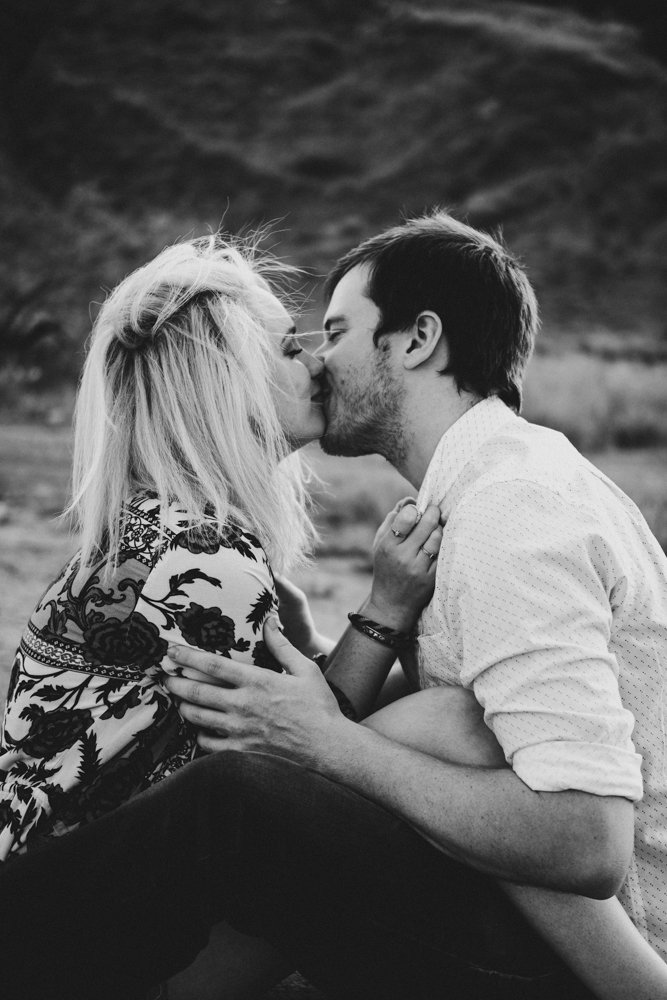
left=0, top=233, right=443, bottom=852
left=0, top=234, right=443, bottom=996
left=0, top=235, right=664, bottom=1000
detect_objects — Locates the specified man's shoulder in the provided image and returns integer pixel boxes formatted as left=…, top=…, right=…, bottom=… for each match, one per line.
left=456, top=418, right=597, bottom=508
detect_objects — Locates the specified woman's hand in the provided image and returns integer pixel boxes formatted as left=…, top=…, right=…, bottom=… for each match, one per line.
left=366, top=499, right=443, bottom=632
left=273, top=575, right=334, bottom=659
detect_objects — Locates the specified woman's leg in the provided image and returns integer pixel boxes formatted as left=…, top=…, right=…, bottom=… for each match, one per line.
left=166, top=920, right=293, bottom=1000
left=363, top=686, right=667, bottom=1000
left=0, top=749, right=585, bottom=1000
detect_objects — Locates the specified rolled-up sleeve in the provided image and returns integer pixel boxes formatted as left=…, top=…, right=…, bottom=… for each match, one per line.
left=437, top=479, right=643, bottom=801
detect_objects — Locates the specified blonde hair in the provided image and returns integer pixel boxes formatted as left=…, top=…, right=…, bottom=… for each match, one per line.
left=67, top=234, right=316, bottom=577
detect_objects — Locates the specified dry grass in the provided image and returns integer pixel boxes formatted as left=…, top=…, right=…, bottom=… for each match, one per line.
left=1, top=411, right=666, bottom=709
left=523, top=353, right=667, bottom=451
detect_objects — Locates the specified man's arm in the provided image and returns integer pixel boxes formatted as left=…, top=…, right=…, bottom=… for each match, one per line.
left=164, top=627, right=634, bottom=899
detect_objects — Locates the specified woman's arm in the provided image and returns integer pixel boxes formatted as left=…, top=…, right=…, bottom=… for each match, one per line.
left=273, top=574, right=335, bottom=659
left=272, top=500, right=443, bottom=719
left=363, top=687, right=667, bottom=1000
left=323, top=501, right=443, bottom=718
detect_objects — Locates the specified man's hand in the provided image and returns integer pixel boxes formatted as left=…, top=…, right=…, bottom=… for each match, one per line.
left=165, top=622, right=634, bottom=897
left=163, top=617, right=350, bottom=764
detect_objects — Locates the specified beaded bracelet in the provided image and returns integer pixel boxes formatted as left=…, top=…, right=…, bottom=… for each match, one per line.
left=347, top=613, right=414, bottom=651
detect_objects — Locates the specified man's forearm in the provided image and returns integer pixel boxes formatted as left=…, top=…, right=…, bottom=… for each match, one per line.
left=316, top=718, right=634, bottom=898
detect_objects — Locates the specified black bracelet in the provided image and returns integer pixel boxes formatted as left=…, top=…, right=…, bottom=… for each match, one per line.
left=347, top=613, right=414, bottom=651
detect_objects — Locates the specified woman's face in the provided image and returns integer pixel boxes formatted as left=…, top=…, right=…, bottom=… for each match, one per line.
left=260, top=290, right=326, bottom=449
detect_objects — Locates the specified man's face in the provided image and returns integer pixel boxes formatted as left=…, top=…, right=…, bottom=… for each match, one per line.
left=315, top=263, right=406, bottom=461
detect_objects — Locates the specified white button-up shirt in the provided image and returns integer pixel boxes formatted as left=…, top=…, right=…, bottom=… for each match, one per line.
left=413, top=396, right=667, bottom=959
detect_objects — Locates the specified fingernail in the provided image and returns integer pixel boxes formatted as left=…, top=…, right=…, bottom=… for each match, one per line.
left=265, top=615, right=280, bottom=631
left=167, top=646, right=178, bottom=658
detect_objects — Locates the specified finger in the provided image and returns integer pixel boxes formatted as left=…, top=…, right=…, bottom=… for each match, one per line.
left=375, top=503, right=403, bottom=541
left=420, top=525, right=443, bottom=566
left=401, top=504, right=441, bottom=551
left=395, top=496, right=417, bottom=511
left=197, top=732, right=229, bottom=753
left=175, top=665, right=235, bottom=688
left=263, top=616, right=318, bottom=676
left=197, top=732, right=247, bottom=754
left=374, top=497, right=418, bottom=546
left=166, top=644, right=265, bottom=687
left=164, top=673, right=235, bottom=710
left=178, top=700, right=234, bottom=733
left=389, top=503, right=419, bottom=539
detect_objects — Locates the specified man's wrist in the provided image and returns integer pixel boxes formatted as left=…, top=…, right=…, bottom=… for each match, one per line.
left=312, top=713, right=367, bottom=780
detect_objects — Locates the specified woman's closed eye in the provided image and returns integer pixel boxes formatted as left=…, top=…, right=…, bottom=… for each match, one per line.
left=280, top=332, right=303, bottom=359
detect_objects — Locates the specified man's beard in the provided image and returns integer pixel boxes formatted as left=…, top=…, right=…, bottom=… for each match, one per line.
left=319, top=348, right=406, bottom=468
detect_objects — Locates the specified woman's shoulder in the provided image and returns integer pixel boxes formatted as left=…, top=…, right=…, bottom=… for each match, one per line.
left=136, top=502, right=278, bottom=666
left=168, top=521, right=267, bottom=564
left=144, top=495, right=270, bottom=568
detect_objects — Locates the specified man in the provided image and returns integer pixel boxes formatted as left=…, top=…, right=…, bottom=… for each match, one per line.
left=164, top=214, right=666, bottom=985
left=1, top=213, right=665, bottom=1000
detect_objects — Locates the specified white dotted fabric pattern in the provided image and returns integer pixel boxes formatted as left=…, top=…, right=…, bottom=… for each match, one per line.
left=415, top=396, right=667, bottom=959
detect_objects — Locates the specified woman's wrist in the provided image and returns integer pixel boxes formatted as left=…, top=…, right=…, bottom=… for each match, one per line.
left=361, top=596, right=419, bottom=635
left=304, top=632, right=336, bottom=661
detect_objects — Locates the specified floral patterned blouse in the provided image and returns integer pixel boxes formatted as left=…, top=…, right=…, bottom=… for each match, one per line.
left=0, top=493, right=280, bottom=860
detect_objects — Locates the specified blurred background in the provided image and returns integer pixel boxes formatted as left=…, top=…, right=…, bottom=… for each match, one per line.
left=1, top=0, right=667, bottom=698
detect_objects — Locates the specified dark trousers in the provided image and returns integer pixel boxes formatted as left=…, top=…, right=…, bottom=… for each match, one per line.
left=0, top=751, right=594, bottom=1000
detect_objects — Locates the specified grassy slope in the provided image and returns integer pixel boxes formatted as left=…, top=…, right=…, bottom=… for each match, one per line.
left=2, top=0, right=667, bottom=352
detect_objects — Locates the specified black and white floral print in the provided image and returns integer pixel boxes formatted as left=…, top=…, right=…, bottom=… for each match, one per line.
left=0, top=494, right=279, bottom=859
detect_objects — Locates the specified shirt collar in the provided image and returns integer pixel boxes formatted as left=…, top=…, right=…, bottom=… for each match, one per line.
left=416, top=396, right=517, bottom=514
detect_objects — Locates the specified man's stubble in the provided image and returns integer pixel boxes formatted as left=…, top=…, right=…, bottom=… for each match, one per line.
left=319, top=342, right=407, bottom=469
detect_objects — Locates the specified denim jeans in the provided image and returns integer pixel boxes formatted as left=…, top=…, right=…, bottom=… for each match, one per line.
left=0, top=751, right=595, bottom=1000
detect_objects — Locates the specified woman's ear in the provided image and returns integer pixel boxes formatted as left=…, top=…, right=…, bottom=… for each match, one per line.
left=403, top=311, right=444, bottom=370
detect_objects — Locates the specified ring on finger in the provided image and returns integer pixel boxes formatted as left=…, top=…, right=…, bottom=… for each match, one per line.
left=391, top=528, right=406, bottom=538
left=421, top=546, right=436, bottom=559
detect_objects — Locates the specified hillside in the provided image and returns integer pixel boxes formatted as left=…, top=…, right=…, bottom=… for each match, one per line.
left=2, top=0, right=667, bottom=388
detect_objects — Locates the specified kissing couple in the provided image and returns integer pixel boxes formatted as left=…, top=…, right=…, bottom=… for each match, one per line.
left=1, top=211, right=666, bottom=999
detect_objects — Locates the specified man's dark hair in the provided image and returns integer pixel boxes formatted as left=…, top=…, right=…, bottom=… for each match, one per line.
left=324, top=211, right=538, bottom=412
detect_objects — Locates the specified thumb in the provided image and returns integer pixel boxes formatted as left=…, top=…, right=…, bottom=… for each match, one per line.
left=263, top=616, right=315, bottom=676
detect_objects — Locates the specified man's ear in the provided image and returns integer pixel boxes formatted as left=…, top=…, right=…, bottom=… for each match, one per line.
left=402, top=312, right=444, bottom=370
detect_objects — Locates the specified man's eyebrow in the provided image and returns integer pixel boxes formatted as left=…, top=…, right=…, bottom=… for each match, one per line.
left=323, top=315, right=347, bottom=332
